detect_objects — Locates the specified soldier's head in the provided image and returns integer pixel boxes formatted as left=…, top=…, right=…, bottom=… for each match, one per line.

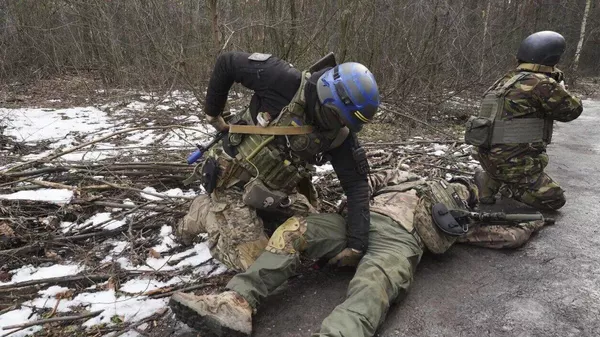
left=312, top=62, right=380, bottom=132
left=516, top=31, right=566, bottom=66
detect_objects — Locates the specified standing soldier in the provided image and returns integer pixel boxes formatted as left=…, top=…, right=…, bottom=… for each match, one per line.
left=176, top=52, right=380, bottom=271
left=465, top=31, right=583, bottom=210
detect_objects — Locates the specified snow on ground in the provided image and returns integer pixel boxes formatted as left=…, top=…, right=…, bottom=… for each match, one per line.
left=0, top=90, right=215, bottom=169
left=0, top=264, right=83, bottom=286
left=0, top=188, right=74, bottom=204
left=0, top=91, right=228, bottom=335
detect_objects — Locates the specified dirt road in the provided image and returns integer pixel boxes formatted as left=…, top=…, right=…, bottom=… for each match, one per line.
left=250, top=99, right=600, bottom=337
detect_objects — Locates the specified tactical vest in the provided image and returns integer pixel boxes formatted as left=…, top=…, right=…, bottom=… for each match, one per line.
left=371, top=179, right=471, bottom=254
left=214, top=71, right=348, bottom=196
left=412, top=180, right=472, bottom=254
left=465, top=64, right=554, bottom=148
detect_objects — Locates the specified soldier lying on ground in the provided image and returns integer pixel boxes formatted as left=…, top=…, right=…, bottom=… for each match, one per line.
left=169, top=169, right=552, bottom=337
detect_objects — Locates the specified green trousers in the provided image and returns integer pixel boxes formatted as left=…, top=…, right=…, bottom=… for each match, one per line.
left=226, top=212, right=423, bottom=337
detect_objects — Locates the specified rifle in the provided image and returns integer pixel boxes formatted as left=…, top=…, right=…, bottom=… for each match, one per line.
left=432, top=202, right=555, bottom=236
left=449, top=208, right=555, bottom=225
left=308, top=52, right=337, bottom=73
left=186, top=131, right=227, bottom=164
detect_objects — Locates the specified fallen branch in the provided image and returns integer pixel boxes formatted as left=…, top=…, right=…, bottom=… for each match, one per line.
left=148, top=283, right=214, bottom=299
left=55, top=222, right=164, bottom=243
left=111, top=308, right=169, bottom=337
left=363, top=140, right=466, bottom=147
left=0, top=274, right=115, bottom=291
left=90, top=178, right=195, bottom=200
left=2, top=126, right=203, bottom=173
left=1, top=310, right=104, bottom=330
left=379, top=106, right=457, bottom=140
left=416, top=162, right=474, bottom=176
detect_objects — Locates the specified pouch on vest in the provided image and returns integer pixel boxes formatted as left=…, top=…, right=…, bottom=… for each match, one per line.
left=243, top=179, right=291, bottom=212
left=465, top=116, right=493, bottom=148
left=201, top=157, right=220, bottom=194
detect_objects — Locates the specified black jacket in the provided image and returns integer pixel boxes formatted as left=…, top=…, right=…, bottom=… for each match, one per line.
left=204, top=51, right=370, bottom=251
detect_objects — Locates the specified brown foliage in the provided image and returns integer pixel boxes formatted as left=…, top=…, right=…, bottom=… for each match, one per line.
left=0, top=0, right=598, bottom=111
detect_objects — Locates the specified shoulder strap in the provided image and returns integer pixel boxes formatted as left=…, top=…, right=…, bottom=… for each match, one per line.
left=229, top=124, right=314, bottom=135
left=272, top=71, right=310, bottom=125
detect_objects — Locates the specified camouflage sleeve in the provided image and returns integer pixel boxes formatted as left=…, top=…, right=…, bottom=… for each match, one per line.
left=533, top=77, right=583, bottom=122
left=367, top=169, right=420, bottom=195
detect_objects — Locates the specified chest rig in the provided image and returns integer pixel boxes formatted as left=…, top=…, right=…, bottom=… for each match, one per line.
left=213, top=71, right=348, bottom=196
left=411, top=179, right=473, bottom=254
left=465, top=64, right=554, bottom=148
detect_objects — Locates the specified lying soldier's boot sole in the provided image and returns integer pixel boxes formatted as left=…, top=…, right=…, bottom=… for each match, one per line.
left=169, top=297, right=251, bottom=337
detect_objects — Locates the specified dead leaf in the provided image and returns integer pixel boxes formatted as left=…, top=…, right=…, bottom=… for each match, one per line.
left=105, top=276, right=118, bottom=290
left=148, top=248, right=162, bottom=259
left=0, top=271, right=11, bottom=282
left=0, top=222, right=15, bottom=237
left=144, top=287, right=173, bottom=296
left=54, top=289, right=75, bottom=299
left=45, top=250, right=59, bottom=259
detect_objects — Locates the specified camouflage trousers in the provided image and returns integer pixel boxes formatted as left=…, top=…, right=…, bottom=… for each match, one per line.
left=227, top=212, right=423, bottom=337
left=473, top=149, right=566, bottom=210
left=226, top=208, right=546, bottom=337
left=175, top=187, right=316, bottom=271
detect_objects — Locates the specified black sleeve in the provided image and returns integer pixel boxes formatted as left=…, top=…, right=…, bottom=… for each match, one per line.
left=204, top=51, right=300, bottom=118
left=328, top=134, right=370, bottom=251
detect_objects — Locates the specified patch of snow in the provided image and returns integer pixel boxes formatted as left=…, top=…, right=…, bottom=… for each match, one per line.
left=140, top=187, right=195, bottom=201
left=1, top=107, right=111, bottom=143
left=126, top=101, right=147, bottom=111
left=152, top=225, right=177, bottom=253
left=428, top=150, right=446, bottom=157
left=316, top=164, right=334, bottom=173
left=0, top=307, right=42, bottom=337
left=1, top=264, right=83, bottom=286
left=23, top=290, right=168, bottom=328
left=119, top=277, right=182, bottom=294
left=39, top=285, right=71, bottom=297
left=0, top=189, right=73, bottom=205
left=77, top=212, right=126, bottom=231
left=432, top=144, right=449, bottom=152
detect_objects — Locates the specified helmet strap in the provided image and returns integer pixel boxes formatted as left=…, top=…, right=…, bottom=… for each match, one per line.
left=333, top=66, right=353, bottom=106
left=517, top=63, right=555, bottom=74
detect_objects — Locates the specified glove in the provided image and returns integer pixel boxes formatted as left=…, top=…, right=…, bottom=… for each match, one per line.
left=327, top=248, right=364, bottom=267
left=206, top=115, right=229, bottom=132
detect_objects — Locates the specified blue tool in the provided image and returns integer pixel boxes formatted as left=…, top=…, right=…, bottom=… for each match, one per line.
left=186, top=132, right=226, bottom=164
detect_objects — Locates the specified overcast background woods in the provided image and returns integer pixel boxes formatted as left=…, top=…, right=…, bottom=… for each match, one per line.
left=0, top=0, right=597, bottom=108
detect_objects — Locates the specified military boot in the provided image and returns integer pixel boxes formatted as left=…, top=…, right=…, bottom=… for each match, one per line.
left=169, top=291, right=253, bottom=337
left=473, top=169, right=500, bottom=204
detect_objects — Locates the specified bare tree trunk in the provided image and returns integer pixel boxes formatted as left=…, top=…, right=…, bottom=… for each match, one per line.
left=479, top=0, right=492, bottom=77
left=338, top=8, right=352, bottom=63
left=284, top=0, right=297, bottom=60
left=206, top=0, right=220, bottom=52
left=573, top=0, right=592, bottom=72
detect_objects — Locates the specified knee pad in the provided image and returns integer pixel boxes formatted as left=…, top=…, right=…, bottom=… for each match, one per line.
left=266, top=216, right=307, bottom=255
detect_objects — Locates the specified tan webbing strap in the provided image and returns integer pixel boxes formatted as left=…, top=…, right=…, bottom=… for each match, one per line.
left=229, top=124, right=314, bottom=135
left=517, top=63, right=555, bottom=74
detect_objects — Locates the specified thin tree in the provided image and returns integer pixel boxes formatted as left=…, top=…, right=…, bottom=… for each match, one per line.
left=573, top=0, right=592, bottom=72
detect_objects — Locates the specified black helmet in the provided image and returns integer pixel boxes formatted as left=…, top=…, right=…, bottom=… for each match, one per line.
left=516, top=31, right=566, bottom=66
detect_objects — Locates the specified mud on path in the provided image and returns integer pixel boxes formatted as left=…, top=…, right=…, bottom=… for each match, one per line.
left=245, top=100, right=600, bottom=337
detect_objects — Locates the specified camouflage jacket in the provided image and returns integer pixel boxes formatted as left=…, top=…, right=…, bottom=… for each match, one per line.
left=483, top=66, right=583, bottom=157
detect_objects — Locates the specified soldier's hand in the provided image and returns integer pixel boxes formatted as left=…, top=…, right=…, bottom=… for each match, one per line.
left=206, top=115, right=230, bottom=132
left=327, top=248, right=363, bottom=267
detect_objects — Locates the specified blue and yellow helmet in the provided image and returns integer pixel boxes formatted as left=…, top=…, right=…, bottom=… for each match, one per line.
left=316, top=62, right=380, bottom=132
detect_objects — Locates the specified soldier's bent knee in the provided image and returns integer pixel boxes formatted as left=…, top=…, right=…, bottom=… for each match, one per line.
left=266, top=216, right=308, bottom=255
